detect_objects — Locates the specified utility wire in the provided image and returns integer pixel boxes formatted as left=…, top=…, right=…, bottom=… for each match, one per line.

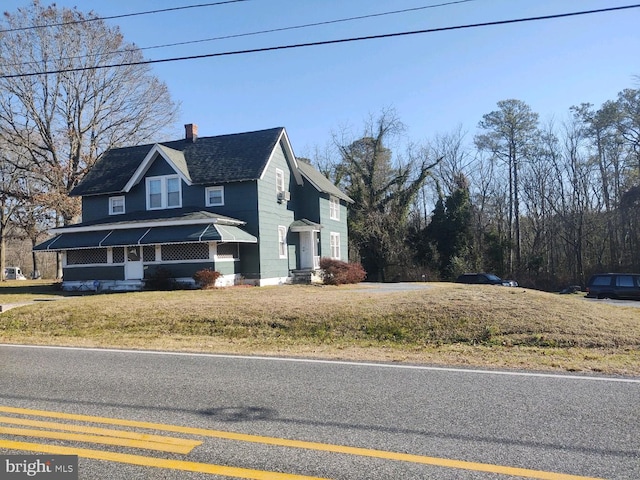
left=137, top=0, right=477, bottom=52
left=0, top=0, right=478, bottom=69
left=2, top=3, right=638, bottom=79
left=0, top=0, right=249, bottom=34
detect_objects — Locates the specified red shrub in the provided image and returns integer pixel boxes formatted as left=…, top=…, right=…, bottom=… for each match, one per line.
left=319, top=257, right=366, bottom=285
left=193, top=269, right=222, bottom=289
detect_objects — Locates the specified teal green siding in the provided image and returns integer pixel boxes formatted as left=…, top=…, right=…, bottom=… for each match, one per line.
left=293, top=169, right=350, bottom=264
left=318, top=195, right=349, bottom=262
left=63, top=266, right=124, bottom=281
left=213, top=261, right=238, bottom=276
left=295, top=181, right=321, bottom=221
left=256, top=141, right=296, bottom=280
left=145, top=262, right=213, bottom=279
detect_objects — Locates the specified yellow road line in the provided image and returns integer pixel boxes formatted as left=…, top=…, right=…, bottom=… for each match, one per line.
left=0, top=426, right=196, bottom=454
left=0, top=415, right=200, bottom=448
left=0, top=439, right=329, bottom=480
left=0, top=406, right=604, bottom=480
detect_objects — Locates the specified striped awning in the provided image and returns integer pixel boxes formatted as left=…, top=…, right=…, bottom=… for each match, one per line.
left=34, top=224, right=257, bottom=251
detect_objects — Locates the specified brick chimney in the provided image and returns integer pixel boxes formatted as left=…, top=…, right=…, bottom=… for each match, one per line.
left=184, top=123, right=198, bottom=142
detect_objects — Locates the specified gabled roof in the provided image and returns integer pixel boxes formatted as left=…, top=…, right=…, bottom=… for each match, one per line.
left=297, top=160, right=354, bottom=203
left=71, top=127, right=302, bottom=196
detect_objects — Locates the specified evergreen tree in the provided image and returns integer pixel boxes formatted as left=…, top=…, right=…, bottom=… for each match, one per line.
left=422, top=174, right=473, bottom=279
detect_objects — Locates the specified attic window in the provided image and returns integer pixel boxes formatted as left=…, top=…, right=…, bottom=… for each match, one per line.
left=275, top=168, right=285, bottom=193
left=109, top=196, right=125, bottom=215
left=146, top=175, right=181, bottom=210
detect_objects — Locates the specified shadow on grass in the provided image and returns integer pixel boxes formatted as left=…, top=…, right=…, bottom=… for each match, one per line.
left=0, top=281, right=69, bottom=297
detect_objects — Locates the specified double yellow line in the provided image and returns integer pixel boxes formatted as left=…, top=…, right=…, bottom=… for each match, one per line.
left=0, top=415, right=200, bottom=454
left=0, top=406, right=604, bottom=480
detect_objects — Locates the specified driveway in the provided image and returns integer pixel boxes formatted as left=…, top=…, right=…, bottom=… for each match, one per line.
left=583, top=297, right=640, bottom=308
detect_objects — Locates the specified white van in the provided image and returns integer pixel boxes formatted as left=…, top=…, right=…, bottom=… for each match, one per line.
left=4, top=267, right=27, bottom=280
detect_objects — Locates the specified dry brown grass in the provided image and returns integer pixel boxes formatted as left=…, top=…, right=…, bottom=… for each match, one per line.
left=1, top=281, right=639, bottom=375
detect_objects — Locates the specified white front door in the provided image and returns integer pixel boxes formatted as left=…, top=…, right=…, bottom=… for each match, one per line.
left=299, top=231, right=319, bottom=270
left=124, top=246, right=144, bottom=280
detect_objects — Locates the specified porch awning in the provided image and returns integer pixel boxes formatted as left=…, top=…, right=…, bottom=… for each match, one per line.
left=34, top=224, right=257, bottom=251
left=290, top=219, right=322, bottom=232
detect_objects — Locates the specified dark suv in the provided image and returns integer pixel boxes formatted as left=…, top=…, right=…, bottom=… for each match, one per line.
left=455, top=273, right=518, bottom=287
left=586, top=273, right=640, bottom=300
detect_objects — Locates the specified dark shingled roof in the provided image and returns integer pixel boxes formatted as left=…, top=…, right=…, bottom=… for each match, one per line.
left=297, top=160, right=354, bottom=203
left=72, top=127, right=285, bottom=196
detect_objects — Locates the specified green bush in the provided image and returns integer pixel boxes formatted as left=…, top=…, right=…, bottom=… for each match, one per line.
left=319, top=258, right=366, bottom=285
left=193, top=269, right=222, bottom=289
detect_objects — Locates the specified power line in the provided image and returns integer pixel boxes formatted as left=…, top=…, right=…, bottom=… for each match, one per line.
left=0, top=0, right=249, bottom=34
left=0, top=0, right=478, bottom=69
left=137, top=0, right=478, bottom=53
left=2, top=3, right=638, bottom=79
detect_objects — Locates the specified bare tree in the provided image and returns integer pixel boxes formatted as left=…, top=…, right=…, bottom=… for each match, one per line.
left=519, top=120, right=558, bottom=281
left=418, top=125, right=472, bottom=226
left=335, top=109, right=439, bottom=281
left=0, top=1, right=179, bottom=277
left=0, top=154, right=23, bottom=280
left=616, top=89, right=640, bottom=176
left=571, top=102, right=626, bottom=269
left=475, top=99, right=539, bottom=273
left=0, top=1, right=179, bottom=227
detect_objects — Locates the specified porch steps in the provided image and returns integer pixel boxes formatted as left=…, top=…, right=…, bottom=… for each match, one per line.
left=291, top=269, right=322, bottom=285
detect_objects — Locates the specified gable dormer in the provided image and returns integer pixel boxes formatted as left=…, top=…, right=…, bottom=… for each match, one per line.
left=121, top=145, right=192, bottom=211
left=124, top=144, right=192, bottom=193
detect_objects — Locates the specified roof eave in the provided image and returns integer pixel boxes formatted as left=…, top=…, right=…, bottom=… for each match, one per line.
left=299, top=169, right=354, bottom=204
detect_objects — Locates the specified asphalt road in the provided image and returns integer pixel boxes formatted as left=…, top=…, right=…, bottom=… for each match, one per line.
left=0, top=345, right=638, bottom=479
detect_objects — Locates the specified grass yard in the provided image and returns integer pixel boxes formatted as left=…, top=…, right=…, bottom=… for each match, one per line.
left=1, top=280, right=639, bottom=375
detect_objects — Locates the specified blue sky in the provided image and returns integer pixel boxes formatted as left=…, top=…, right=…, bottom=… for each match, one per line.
left=3, top=0, right=639, bottom=157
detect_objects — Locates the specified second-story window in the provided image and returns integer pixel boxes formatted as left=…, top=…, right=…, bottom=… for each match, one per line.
left=146, top=175, right=181, bottom=210
left=205, top=186, right=224, bottom=206
left=109, top=196, right=125, bottom=215
left=329, top=196, right=340, bottom=220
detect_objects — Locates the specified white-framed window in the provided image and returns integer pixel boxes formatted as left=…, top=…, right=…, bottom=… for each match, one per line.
left=329, top=196, right=340, bottom=221
left=109, top=196, right=125, bottom=215
left=275, top=168, right=285, bottom=193
left=205, top=186, right=224, bottom=206
left=146, top=175, right=181, bottom=210
left=330, top=232, right=341, bottom=259
left=278, top=225, right=287, bottom=258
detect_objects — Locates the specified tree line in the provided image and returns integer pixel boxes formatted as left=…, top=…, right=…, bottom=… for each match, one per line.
left=324, top=92, right=640, bottom=290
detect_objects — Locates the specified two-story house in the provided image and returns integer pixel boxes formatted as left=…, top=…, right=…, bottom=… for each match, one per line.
left=35, top=125, right=353, bottom=290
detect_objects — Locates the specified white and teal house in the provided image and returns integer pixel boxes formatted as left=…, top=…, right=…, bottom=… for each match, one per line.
left=35, top=125, right=353, bottom=290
